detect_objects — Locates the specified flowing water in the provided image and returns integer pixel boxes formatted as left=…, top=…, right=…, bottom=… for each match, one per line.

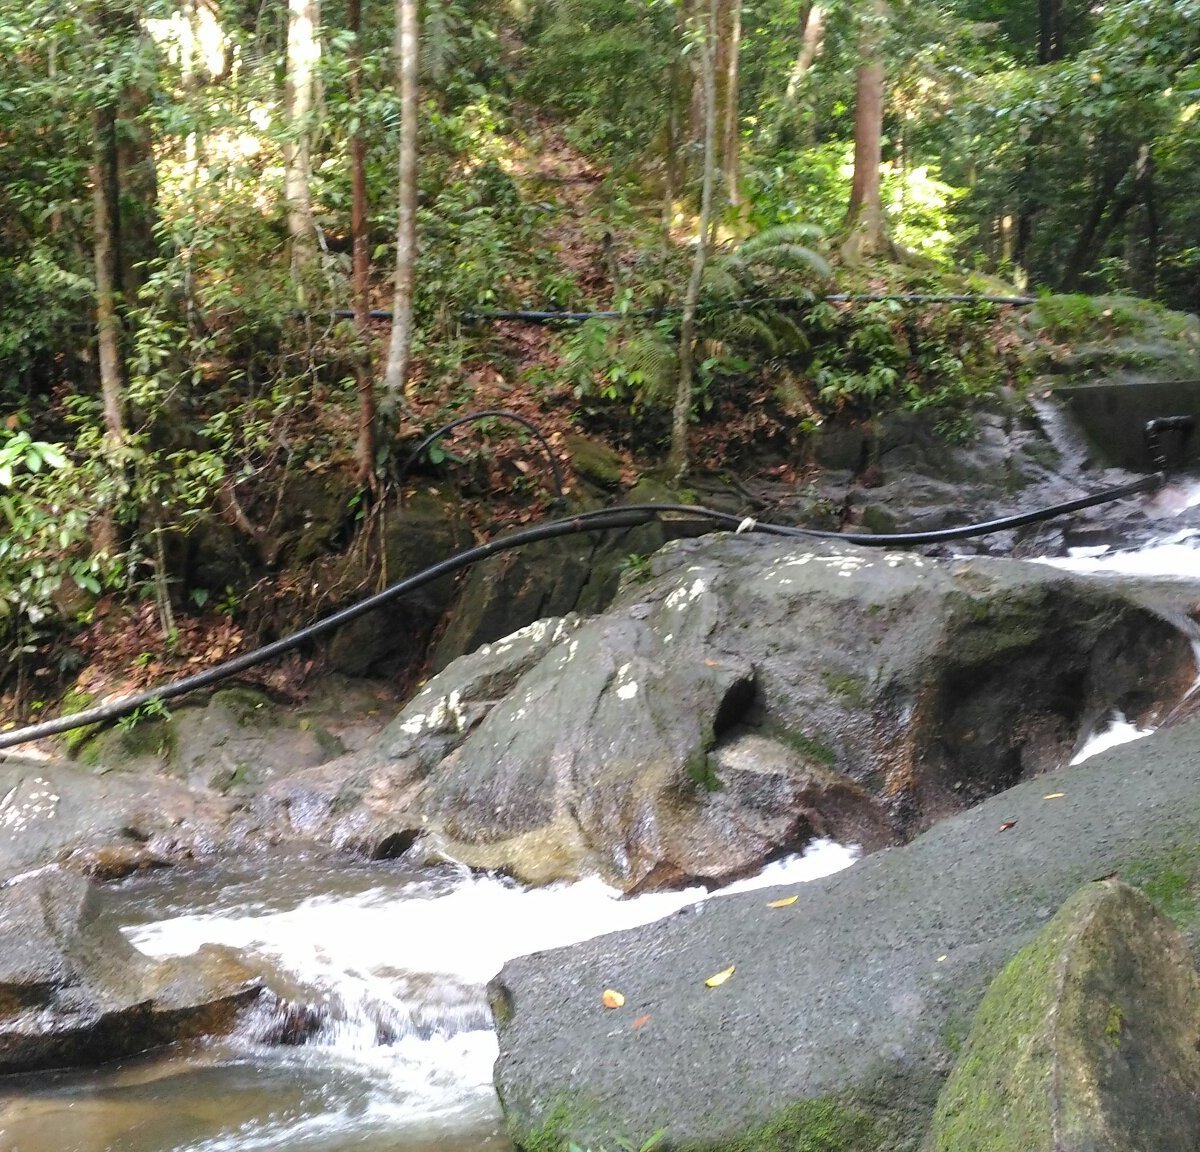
left=0, top=844, right=856, bottom=1152
left=7, top=475, right=1200, bottom=1152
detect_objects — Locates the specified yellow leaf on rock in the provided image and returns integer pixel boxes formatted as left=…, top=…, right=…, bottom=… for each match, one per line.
left=767, top=895, right=798, bottom=908
left=1043, top=792, right=1065, bottom=800
left=705, top=965, right=735, bottom=988
left=601, top=989, right=625, bottom=1009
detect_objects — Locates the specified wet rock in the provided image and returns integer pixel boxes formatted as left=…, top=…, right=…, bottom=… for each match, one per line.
left=432, top=481, right=718, bottom=671
left=928, top=879, right=1200, bottom=1152
left=0, top=757, right=234, bottom=883
left=489, top=717, right=1200, bottom=1151
left=318, top=533, right=1196, bottom=890
left=0, top=869, right=261, bottom=1072
left=71, top=678, right=389, bottom=795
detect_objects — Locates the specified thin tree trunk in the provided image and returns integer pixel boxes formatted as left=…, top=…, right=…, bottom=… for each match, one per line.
left=284, top=0, right=320, bottom=273
left=92, top=103, right=126, bottom=553
left=785, top=2, right=824, bottom=101
left=720, top=0, right=741, bottom=208
left=383, top=0, right=419, bottom=409
left=1063, top=147, right=1150, bottom=291
left=347, top=0, right=375, bottom=486
left=843, top=0, right=887, bottom=260
left=1038, top=0, right=1066, bottom=63
left=668, top=0, right=718, bottom=480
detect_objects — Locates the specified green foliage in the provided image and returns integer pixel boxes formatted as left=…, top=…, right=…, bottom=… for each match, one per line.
left=562, top=318, right=678, bottom=411
left=0, top=428, right=113, bottom=657
left=520, top=0, right=677, bottom=160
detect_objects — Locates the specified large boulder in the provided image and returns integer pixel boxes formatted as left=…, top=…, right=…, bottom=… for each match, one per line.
left=928, top=879, right=1200, bottom=1152
left=268, top=533, right=1195, bottom=890
left=0, top=869, right=261, bottom=1072
left=488, top=716, right=1200, bottom=1151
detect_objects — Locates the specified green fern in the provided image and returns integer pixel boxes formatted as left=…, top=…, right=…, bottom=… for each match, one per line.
left=617, top=326, right=676, bottom=404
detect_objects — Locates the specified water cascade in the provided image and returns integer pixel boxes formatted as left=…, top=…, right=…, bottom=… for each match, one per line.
left=0, top=844, right=856, bottom=1152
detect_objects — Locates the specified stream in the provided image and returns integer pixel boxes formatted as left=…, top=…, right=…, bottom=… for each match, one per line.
left=5, top=479, right=1200, bottom=1152
left=0, top=844, right=855, bottom=1152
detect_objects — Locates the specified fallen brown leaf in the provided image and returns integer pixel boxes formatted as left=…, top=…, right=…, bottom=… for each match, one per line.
left=631, top=1014, right=651, bottom=1031
left=998, top=820, right=1017, bottom=832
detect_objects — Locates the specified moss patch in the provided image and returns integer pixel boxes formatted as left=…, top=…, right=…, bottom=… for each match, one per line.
left=705, top=1097, right=882, bottom=1152
left=821, top=671, right=869, bottom=708
left=1123, top=843, right=1200, bottom=944
left=774, top=727, right=838, bottom=769
left=57, top=688, right=98, bottom=755
left=926, top=895, right=1068, bottom=1151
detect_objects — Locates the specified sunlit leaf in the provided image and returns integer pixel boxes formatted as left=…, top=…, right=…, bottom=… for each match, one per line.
left=767, top=895, right=798, bottom=908
left=1042, top=792, right=1065, bottom=800
left=601, top=988, right=625, bottom=1009
left=705, top=965, right=735, bottom=987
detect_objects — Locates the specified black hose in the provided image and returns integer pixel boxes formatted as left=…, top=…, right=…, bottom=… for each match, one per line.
left=396, top=409, right=565, bottom=503
left=333, top=293, right=1036, bottom=326
left=463, top=292, right=1038, bottom=324
left=0, top=471, right=1163, bottom=752
left=0, top=508, right=660, bottom=751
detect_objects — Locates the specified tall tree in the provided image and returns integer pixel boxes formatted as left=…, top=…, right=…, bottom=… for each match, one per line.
left=347, top=0, right=375, bottom=485
left=843, top=0, right=888, bottom=260
left=382, top=0, right=419, bottom=411
left=284, top=0, right=320, bottom=273
left=785, top=2, right=825, bottom=102
left=91, top=103, right=126, bottom=474
left=717, top=0, right=742, bottom=209
left=668, top=0, right=719, bottom=479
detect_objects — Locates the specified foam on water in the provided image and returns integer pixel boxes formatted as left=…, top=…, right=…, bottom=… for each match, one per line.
left=1070, top=711, right=1156, bottom=765
left=116, top=839, right=857, bottom=1147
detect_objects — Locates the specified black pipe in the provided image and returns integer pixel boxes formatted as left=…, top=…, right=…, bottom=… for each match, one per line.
left=396, top=409, right=565, bottom=503
left=331, top=293, right=1036, bottom=326
left=0, top=508, right=662, bottom=751
left=0, top=472, right=1163, bottom=752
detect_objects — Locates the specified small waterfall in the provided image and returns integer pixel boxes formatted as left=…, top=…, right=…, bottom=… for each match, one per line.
left=45, top=841, right=856, bottom=1152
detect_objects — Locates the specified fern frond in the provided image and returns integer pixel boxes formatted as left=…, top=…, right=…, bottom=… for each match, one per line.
left=618, top=328, right=676, bottom=403
left=738, top=222, right=825, bottom=257
left=700, top=261, right=745, bottom=300
left=742, top=243, right=832, bottom=278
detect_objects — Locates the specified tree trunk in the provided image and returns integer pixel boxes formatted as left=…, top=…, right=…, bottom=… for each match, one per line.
left=843, top=0, right=887, bottom=259
left=668, top=0, right=719, bottom=480
left=1038, top=0, right=1066, bottom=63
left=284, top=0, right=320, bottom=274
left=785, top=2, right=825, bottom=101
left=1063, top=146, right=1150, bottom=291
left=382, top=0, right=419, bottom=410
left=92, top=103, right=126, bottom=553
left=347, top=0, right=375, bottom=486
left=718, top=0, right=741, bottom=208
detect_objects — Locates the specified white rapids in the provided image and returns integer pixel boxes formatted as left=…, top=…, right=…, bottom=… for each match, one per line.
left=0, top=841, right=855, bottom=1152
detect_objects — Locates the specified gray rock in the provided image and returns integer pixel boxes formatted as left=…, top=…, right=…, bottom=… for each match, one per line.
left=489, top=717, right=1200, bottom=1151
left=927, top=879, right=1200, bottom=1152
left=329, top=534, right=1194, bottom=889
left=0, top=757, right=234, bottom=882
left=0, top=869, right=261, bottom=1073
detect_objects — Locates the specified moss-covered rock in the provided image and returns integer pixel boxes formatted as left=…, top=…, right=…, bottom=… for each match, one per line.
left=927, top=880, right=1200, bottom=1152
left=566, top=433, right=624, bottom=489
